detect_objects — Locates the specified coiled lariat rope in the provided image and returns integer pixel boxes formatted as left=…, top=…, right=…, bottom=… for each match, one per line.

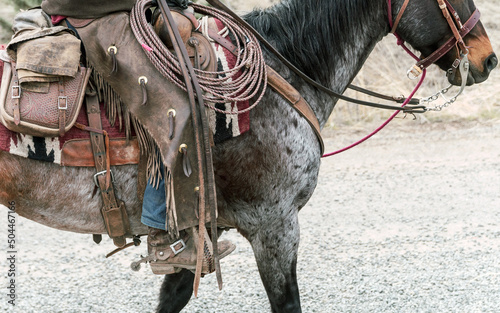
left=130, top=0, right=267, bottom=114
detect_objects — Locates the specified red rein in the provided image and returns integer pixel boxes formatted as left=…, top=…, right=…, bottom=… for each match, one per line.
left=322, top=0, right=426, bottom=158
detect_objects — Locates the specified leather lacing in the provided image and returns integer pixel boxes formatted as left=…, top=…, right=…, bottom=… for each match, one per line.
left=130, top=0, right=267, bottom=115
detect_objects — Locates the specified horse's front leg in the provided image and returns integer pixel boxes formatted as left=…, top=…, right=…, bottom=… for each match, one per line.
left=245, top=209, right=302, bottom=313
left=156, top=270, right=194, bottom=313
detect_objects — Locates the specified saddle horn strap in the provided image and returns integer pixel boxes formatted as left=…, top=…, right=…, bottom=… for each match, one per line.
left=414, top=8, right=480, bottom=72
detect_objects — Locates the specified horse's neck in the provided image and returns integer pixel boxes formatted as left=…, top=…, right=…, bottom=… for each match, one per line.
left=246, top=0, right=388, bottom=126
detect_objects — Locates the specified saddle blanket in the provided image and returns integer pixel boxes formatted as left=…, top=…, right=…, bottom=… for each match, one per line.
left=208, top=18, right=250, bottom=144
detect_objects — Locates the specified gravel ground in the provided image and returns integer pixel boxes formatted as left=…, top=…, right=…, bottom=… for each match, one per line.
left=1, top=119, right=500, bottom=313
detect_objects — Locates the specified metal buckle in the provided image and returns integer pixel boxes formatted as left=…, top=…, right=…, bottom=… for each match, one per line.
left=11, top=86, right=21, bottom=99
left=58, top=96, right=68, bottom=110
left=93, top=170, right=115, bottom=187
left=170, top=239, right=186, bottom=255
left=407, top=65, right=423, bottom=80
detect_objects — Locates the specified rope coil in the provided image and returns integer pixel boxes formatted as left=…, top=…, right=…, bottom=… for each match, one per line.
left=130, top=0, right=267, bottom=115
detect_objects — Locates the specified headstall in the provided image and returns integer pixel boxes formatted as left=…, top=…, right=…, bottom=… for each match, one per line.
left=389, top=0, right=480, bottom=80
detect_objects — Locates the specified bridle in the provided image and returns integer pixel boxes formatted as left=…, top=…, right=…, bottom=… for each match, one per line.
left=389, top=0, right=480, bottom=80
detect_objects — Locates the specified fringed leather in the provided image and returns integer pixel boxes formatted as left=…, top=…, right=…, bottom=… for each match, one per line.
left=130, top=115, right=163, bottom=188
left=86, top=62, right=126, bottom=134
left=86, top=62, right=167, bottom=189
left=164, top=167, right=179, bottom=239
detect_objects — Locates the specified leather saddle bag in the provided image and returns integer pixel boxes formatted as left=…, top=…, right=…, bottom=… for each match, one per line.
left=0, top=55, right=90, bottom=137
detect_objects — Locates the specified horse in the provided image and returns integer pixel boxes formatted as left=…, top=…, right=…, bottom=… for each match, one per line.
left=0, top=0, right=496, bottom=312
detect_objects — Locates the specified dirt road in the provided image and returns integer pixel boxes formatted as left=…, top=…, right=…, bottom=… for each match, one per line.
left=2, top=119, right=500, bottom=312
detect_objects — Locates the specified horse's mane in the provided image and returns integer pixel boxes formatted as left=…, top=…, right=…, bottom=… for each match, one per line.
left=244, top=0, right=386, bottom=84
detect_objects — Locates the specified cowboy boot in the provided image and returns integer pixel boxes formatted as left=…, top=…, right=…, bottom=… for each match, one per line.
left=148, top=227, right=235, bottom=275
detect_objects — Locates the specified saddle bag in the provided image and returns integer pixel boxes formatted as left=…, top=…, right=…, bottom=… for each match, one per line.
left=0, top=8, right=91, bottom=137
left=0, top=58, right=90, bottom=137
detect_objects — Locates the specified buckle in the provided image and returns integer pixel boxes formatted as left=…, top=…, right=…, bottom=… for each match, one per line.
left=451, top=58, right=461, bottom=69
left=11, top=86, right=21, bottom=99
left=58, top=96, right=68, bottom=110
left=170, top=239, right=186, bottom=255
left=93, top=170, right=115, bottom=187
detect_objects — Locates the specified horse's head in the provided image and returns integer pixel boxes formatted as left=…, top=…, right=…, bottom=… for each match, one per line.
left=392, top=0, right=497, bottom=86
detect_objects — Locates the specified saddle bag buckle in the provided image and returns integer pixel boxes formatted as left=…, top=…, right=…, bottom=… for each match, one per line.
left=58, top=96, right=68, bottom=110
left=11, top=85, right=21, bottom=99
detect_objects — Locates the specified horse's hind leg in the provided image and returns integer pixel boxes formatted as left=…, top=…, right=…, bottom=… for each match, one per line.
left=245, top=211, right=302, bottom=313
left=156, top=270, right=194, bottom=313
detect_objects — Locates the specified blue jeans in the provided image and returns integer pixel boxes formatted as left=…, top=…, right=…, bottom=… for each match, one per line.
left=141, top=172, right=167, bottom=230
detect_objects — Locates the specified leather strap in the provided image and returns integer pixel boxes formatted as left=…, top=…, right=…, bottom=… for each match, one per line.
left=444, top=0, right=463, bottom=28
left=85, top=92, right=130, bottom=248
left=157, top=0, right=221, bottom=294
left=58, top=78, right=67, bottom=136
left=414, top=9, right=480, bottom=71
left=390, top=0, right=410, bottom=34
left=61, top=137, right=140, bottom=167
left=438, top=0, right=467, bottom=52
left=11, top=63, right=20, bottom=125
left=266, top=67, right=325, bottom=154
